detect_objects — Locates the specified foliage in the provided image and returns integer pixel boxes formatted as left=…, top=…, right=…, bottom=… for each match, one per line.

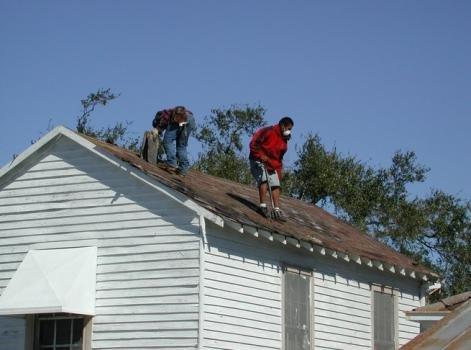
left=76, top=88, right=140, bottom=151
left=193, top=104, right=267, bottom=184
left=285, top=133, right=470, bottom=296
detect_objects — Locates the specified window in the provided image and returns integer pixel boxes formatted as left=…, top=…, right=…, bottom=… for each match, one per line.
left=34, top=314, right=85, bottom=350
left=283, top=266, right=312, bottom=350
left=373, top=289, right=397, bottom=350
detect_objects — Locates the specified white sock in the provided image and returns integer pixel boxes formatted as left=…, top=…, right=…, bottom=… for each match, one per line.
left=260, top=203, right=267, bottom=208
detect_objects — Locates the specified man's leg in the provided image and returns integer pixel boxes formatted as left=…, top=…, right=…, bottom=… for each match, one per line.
left=268, top=172, right=286, bottom=221
left=163, top=125, right=178, bottom=169
left=175, top=117, right=195, bottom=175
left=257, top=182, right=269, bottom=217
left=259, top=182, right=268, bottom=204
left=176, top=141, right=189, bottom=175
left=250, top=159, right=270, bottom=217
left=271, top=187, right=281, bottom=208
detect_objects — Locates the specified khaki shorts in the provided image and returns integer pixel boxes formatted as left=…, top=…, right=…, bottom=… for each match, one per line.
left=250, top=159, right=280, bottom=188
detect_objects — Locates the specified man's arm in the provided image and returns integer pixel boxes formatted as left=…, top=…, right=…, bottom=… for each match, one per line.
left=250, top=126, right=272, bottom=162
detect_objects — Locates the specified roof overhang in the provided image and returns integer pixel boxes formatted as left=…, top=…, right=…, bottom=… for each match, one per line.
left=405, top=311, right=450, bottom=322
left=223, top=217, right=439, bottom=283
left=0, top=247, right=97, bottom=316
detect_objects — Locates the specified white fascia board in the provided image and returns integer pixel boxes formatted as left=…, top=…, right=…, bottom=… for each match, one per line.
left=0, top=125, right=67, bottom=179
left=0, top=126, right=224, bottom=228
left=405, top=311, right=449, bottom=322
left=0, top=306, right=64, bottom=315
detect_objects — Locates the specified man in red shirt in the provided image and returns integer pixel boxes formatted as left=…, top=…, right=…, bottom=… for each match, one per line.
left=249, top=117, right=294, bottom=221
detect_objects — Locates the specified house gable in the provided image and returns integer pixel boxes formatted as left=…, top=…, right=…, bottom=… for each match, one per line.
left=0, top=126, right=224, bottom=228
left=0, top=132, right=203, bottom=349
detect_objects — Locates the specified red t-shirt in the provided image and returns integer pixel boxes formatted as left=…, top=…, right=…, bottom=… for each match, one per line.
left=249, top=124, right=288, bottom=178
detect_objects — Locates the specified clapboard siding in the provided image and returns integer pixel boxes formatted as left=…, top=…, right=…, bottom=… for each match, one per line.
left=202, top=228, right=282, bottom=350
left=0, top=316, right=25, bottom=350
left=202, top=221, right=422, bottom=350
left=0, top=137, right=200, bottom=349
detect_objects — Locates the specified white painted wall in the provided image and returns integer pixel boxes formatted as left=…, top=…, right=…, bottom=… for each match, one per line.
left=201, top=221, right=422, bottom=350
left=0, top=136, right=201, bottom=350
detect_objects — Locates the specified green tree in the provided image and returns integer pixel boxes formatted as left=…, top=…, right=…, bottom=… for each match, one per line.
left=76, top=88, right=140, bottom=151
left=194, top=104, right=267, bottom=184
left=285, top=133, right=470, bottom=297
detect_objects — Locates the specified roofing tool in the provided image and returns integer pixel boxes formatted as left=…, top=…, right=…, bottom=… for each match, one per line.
left=140, top=128, right=160, bottom=165
left=261, top=163, right=277, bottom=220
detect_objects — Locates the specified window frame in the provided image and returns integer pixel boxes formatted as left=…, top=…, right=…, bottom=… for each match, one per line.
left=371, top=284, right=399, bottom=350
left=282, top=264, right=314, bottom=350
left=25, top=313, right=92, bottom=350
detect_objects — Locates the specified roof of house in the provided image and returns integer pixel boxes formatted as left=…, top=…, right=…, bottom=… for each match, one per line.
left=80, top=133, right=437, bottom=279
left=411, top=291, right=471, bottom=313
left=400, top=299, right=471, bottom=350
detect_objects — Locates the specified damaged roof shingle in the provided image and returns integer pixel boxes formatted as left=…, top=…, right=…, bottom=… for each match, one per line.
left=84, top=134, right=438, bottom=278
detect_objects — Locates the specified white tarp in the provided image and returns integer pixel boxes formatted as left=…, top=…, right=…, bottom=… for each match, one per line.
left=0, top=247, right=97, bottom=316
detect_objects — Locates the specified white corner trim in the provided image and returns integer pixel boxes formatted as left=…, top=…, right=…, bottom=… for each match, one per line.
left=197, top=215, right=206, bottom=350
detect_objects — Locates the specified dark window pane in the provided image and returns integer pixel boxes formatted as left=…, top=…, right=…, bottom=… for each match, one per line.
left=56, top=319, right=72, bottom=345
left=72, top=318, right=84, bottom=345
left=39, top=320, right=55, bottom=345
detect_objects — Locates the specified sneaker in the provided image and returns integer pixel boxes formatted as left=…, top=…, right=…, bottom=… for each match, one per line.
left=161, top=164, right=178, bottom=174
left=272, top=208, right=287, bottom=222
left=176, top=169, right=187, bottom=177
left=258, top=205, right=269, bottom=218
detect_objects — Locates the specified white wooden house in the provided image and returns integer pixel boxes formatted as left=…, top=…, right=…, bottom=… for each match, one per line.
left=0, top=126, right=439, bottom=350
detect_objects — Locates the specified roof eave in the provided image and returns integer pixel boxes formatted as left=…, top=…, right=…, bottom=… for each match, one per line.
left=223, top=217, right=439, bottom=283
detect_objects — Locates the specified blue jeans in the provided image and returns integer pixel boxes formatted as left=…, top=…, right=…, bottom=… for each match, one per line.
left=163, top=116, right=196, bottom=174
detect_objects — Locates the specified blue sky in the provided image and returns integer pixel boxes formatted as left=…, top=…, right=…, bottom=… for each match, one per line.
left=1, top=0, right=470, bottom=199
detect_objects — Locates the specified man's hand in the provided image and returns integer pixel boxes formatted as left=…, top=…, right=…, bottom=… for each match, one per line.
left=151, top=128, right=160, bottom=136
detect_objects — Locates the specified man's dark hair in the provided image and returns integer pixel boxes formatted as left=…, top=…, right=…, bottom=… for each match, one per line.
left=279, top=116, right=294, bottom=127
left=173, top=106, right=186, bottom=116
